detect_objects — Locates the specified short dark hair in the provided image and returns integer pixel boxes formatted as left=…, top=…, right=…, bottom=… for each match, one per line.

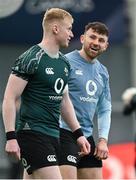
left=84, top=22, right=109, bottom=37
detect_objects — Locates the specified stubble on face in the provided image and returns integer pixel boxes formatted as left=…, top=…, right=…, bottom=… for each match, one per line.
left=82, top=30, right=108, bottom=61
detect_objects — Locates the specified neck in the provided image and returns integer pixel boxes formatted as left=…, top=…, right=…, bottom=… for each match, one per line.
left=79, top=49, right=94, bottom=63
left=39, top=36, right=59, bottom=57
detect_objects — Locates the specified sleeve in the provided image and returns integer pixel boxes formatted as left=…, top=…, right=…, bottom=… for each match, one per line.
left=11, top=50, right=38, bottom=81
left=96, top=71, right=112, bottom=141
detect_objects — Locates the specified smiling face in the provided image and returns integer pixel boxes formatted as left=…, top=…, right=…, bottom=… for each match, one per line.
left=80, top=27, right=109, bottom=61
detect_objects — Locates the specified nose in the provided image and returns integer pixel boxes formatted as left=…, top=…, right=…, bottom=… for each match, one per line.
left=70, top=31, right=74, bottom=38
left=93, top=38, right=99, bottom=45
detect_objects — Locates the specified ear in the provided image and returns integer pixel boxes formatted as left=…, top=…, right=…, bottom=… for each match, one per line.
left=106, top=42, right=109, bottom=49
left=104, top=42, right=109, bottom=51
left=80, top=34, right=84, bottom=44
left=103, top=42, right=109, bottom=51
left=52, top=24, right=59, bottom=34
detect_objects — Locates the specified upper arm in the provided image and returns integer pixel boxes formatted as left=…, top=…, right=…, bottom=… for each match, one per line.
left=62, top=84, right=69, bottom=101
left=4, top=74, right=28, bottom=100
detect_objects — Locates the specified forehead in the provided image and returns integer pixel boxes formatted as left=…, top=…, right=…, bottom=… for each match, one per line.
left=85, top=28, right=108, bottom=40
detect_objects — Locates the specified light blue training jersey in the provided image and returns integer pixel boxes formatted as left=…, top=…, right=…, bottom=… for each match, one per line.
left=60, top=50, right=112, bottom=140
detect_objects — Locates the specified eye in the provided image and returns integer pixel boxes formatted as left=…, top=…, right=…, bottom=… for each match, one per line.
left=99, top=38, right=106, bottom=43
left=68, top=27, right=72, bottom=31
left=89, top=35, right=96, bottom=40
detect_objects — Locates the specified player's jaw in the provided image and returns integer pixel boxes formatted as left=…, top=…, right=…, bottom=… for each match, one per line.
left=60, top=36, right=72, bottom=48
left=87, top=42, right=107, bottom=58
left=84, top=46, right=99, bottom=59
left=65, top=37, right=72, bottom=47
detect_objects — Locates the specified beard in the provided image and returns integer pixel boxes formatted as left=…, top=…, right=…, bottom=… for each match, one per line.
left=84, top=46, right=104, bottom=60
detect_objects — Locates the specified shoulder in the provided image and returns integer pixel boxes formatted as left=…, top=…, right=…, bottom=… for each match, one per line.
left=64, top=51, right=78, bottom=69
left=96, top=60, right=109, bottom=77
left=65, top=50, right=77, bottom=59
left=59, top=52, right=71, bottom=70
left=12, top=45, right=44, bottom=74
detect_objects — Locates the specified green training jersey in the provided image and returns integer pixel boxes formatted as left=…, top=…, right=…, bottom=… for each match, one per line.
left=12, top=45, right=70, bottom=138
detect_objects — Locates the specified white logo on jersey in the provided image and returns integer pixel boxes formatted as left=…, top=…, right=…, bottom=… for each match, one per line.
left=54, top=78, right=64, bottom=94
left=86, top=80, right=97, bottom=96
left=45, top=68, right=54, bottom=75
left=75, top=70, right=83, bottom=75
left=22, top=158, right=31, bottom=171
left=80, top=96, right=97, bottom=103
left=23, top=122, right=31, bottom=130
left=64, top=67, right=68, bottom=76
left=67, top=155, right=77, bottom=163
left=49, top=96, right=62, bottom=101
left=80, top=80, right=97, bottom=102
left=47, top=155, right=57, bottom=162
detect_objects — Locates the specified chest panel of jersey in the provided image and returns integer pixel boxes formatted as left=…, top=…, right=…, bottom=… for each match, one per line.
left=17, top=48, right=70, bottom=138
left=23, top=54, right=69, bottom=104
left=69, top=60, right=104, bottom=100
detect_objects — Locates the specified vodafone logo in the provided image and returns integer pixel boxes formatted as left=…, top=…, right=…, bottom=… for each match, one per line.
left=86, top=80, right=97, bottom=96
left=54, top=78, right=64, bottom=94
left=80, top=80, right=97, bottom=102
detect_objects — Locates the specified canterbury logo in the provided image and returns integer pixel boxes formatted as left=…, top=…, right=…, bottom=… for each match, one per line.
left=75, top=70, right=83, bottom=75
left=67, top=155, right=77, bottom=163
left=45, top=68, right=54, bottom=75
left=47, top=155, right=57, bottom=162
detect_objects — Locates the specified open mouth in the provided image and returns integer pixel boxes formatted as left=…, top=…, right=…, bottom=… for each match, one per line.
left=90, top=47, right=99, bottom=53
